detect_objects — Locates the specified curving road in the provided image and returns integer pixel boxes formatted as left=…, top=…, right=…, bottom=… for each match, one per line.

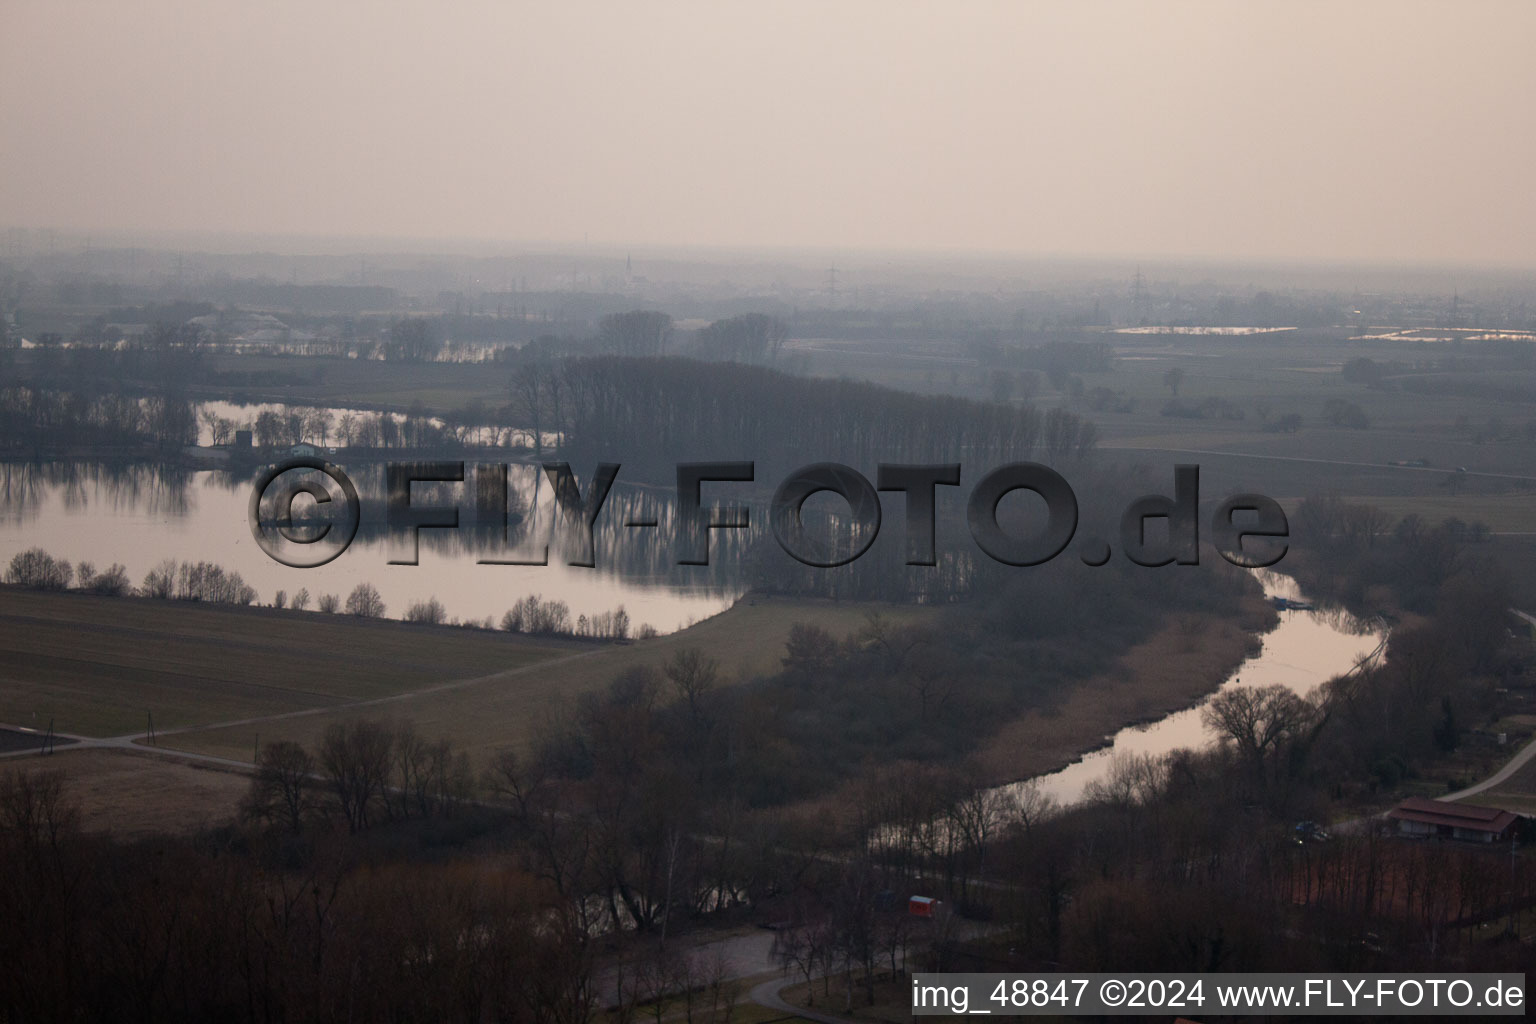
left=747, top=976, right=860, bottom=1024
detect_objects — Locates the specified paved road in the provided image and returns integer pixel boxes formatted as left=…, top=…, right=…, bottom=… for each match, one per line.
left=747, top=976, right=859, bottom=1024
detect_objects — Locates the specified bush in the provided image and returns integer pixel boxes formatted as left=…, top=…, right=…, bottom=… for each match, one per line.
left=84, top=563, right=132, bottom=596
left=404, top=596, right=447, bottom=625
left=499, top=595, right=572, bottom=635
left=318, top=593, right=340, bottom=614
left=5, top=548, right=73, bottom=590
left=345, top=582, right=386, bottom=618
left=1323, top=398, right=1370, bottom=429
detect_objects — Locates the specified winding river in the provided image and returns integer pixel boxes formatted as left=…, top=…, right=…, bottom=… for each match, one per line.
left=1009, top=570, right=1386, bottom=806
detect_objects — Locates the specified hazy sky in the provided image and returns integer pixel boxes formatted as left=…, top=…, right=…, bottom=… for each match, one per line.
left=3, top=1, right=1534, bottom=265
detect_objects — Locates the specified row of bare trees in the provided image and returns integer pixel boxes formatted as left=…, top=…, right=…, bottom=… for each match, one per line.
left=0, top=386, right=197, bottom=449
left=243, top=720, right=472, bottom=835
left=507, top=355, right=1099, bottom=476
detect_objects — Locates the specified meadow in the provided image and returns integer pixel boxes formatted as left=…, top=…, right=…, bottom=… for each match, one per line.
left=0, top=585, right=936, bottom=767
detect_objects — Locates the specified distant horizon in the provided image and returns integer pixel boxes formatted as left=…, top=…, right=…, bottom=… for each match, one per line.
left=5, top=224, right=1534, bottom=286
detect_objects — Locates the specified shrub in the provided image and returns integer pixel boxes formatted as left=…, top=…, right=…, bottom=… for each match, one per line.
left=404, top=596, right=447, bottom=625
left=345, top=582, right=386, bottom=618
left=85, top=563, right=132, bottom=596
left=318, top=593, right=340, bottom=614
left=5, top=548, right=73, bottom=590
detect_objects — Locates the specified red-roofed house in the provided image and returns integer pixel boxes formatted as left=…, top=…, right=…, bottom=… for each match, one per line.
left=1387, top=797, right=1519, bottom=843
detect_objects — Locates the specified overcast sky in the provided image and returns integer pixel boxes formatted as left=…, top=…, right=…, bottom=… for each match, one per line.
left=2, top=1, right=1533, bottom=266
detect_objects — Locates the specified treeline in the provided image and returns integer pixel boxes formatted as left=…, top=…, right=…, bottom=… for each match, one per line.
left=0, top=387, right=197, bottom=449
left=212, top=401, right=542, bottom=451
left=0, top=766, right=595, bottom=1023
left=1289, top=493, right=1492, bottom=612
left=244, top=720, right=472, bottom=834
left=5, top=547, right=653, bottom=638
left=513, top=355, right=1099, bottom=477
left=5, top=549, right=257, bottom=605
left=18, top=321, right=208, bottom=392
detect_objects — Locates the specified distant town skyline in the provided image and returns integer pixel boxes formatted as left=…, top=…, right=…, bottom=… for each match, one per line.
left=3, top=1, right=1534, bottom=268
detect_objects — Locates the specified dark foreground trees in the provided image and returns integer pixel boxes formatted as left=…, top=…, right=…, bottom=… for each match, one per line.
left=0, top=765, right=593, bottom=1023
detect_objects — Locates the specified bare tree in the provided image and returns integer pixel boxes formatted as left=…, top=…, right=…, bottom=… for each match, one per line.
left=0, top=767, right=79, bottom=850
left=664, top=648, right=719, bottom=721
left=344, top=582, right=386, bottom=618
left=319, top=720, right=393, bottom=832
left=1202, top=683, right=1316, bottom=781
left=243, top=740, right=315, bottom=833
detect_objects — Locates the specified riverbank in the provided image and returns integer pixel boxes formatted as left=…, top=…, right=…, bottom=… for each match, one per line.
left=973, top=584, right=1277, bottom=788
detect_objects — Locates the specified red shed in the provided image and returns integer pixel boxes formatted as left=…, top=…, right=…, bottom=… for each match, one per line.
left=908, top=895, right=940, bottom=918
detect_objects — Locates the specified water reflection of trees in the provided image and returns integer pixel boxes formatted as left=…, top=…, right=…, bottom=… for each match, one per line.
left=7, top=458, right=1273, bottom=607
left=0, top=461, right=193, bottom=520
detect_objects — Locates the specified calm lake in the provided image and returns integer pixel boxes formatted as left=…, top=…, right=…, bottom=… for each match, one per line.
left=0, top=460, right=739, bottom=635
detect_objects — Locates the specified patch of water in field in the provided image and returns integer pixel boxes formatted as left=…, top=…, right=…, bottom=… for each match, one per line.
left=0, top=461, right=739, bottom=634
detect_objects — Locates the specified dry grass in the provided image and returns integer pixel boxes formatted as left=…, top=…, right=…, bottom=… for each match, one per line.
left=7, top=747, right=251, bottom=840
left=971, top=590, right=1276, bottom=786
